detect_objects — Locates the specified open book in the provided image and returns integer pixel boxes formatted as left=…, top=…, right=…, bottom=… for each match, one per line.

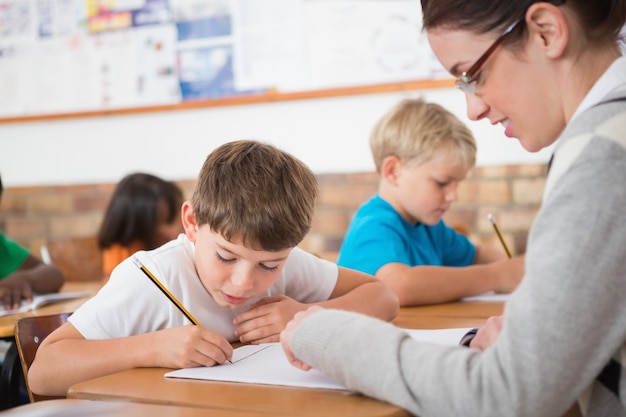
left=165, top=327, right=473, bottom=390
left=0, top=291, right=88, bottom=317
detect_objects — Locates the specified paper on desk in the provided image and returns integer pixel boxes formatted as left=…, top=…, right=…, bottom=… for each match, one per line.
left=165, top=342, right=346, bottom=390
left=461, top=291, right=510, bottom=302
left=404, top=327, right=474, bottom=346
left=0, top=292, right=87, bottom=317
left=165, top=328, right=474, bottom=389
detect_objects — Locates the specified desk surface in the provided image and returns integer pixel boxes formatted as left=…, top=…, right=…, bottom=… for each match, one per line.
left=67, top=313, right=491, bottom=417
left=0, top=398, right=278, bottom=417
left=392, top=313, right=486, bottom=329
left=0, top=281, right=100, bottom=339
left=68, top=368, right=410, bottom=417
left=398, top=300, right=504, bottom=319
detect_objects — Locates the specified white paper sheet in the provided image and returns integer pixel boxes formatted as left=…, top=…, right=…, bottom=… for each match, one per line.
left=165, top=327, right=474, bottom=389
left=461, top=291, right=510, bottom=303
left=165, top=342, right=346, bottom=390
left=405, top=327, right=474, bottom=346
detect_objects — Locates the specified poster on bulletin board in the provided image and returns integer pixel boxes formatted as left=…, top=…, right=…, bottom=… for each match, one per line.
left=0, top=0, right=447, bottom=120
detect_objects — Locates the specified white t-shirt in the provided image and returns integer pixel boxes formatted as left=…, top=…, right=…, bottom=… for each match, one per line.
left=69, top=234, right=338, bottom=342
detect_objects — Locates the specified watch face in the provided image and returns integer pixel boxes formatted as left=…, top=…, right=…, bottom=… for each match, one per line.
left=459, top=328, right=478, bottom=347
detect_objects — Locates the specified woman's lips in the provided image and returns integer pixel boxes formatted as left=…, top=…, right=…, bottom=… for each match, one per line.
left=502, top=119, right=513, bottom=137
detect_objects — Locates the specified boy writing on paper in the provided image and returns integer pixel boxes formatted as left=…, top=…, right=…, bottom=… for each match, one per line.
left=29, top=140, right=399, bottom=396
left=337, top=98, right=524, bottom=305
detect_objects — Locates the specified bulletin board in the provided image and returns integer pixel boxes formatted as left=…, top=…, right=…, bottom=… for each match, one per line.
left=0, top=0, right=453, bottom=124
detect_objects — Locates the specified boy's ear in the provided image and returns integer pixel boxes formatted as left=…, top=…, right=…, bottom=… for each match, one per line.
left=381, top=155, right=402, bottom=185
left=526, top=2, right=568, bottom=59
left=181, top=201, right=199, bottom=242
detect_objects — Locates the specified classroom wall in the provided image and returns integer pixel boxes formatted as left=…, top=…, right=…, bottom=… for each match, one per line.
left=0, top=87, right=552, bottom=188
left=1, top=86, right=550, bottom=277
left=0, top=162, right=546, bottom=279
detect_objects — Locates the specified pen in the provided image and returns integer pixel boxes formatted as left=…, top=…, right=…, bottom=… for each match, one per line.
left=487, top=213, right=512, bottom=258
left=133, top=257, right=232, bottom=363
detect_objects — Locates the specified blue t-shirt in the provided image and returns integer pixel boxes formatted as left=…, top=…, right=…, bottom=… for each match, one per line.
left=337, top=195, right=476, bottom=275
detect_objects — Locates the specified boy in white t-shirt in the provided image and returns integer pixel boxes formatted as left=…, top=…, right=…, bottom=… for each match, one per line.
left=28, top=140, right=399, bottom=397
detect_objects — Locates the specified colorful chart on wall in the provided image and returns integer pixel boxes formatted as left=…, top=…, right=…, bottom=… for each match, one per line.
left=0, top=0, right=447, bottom=119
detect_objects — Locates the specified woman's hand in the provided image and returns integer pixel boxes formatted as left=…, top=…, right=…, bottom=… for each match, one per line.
left=280, top=305, right=325, bottom=370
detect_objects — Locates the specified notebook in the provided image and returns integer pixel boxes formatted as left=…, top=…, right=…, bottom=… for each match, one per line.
left=165, top=327, right=473, bottom=390
left=0, top=292, right=88, bottom=317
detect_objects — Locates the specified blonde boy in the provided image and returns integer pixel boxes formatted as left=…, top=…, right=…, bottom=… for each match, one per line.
left=29, top=140, right=398, bottom=396
left=337, top=98, right=523, bottom=305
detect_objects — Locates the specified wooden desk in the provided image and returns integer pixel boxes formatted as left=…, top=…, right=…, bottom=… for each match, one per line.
left=0, top=281, right=100, bottom=410
left=392, top=314, right=486, bottom=330
left=397, top=300, right=504, bottom=319
left=0, top=281, right=101, bottom=338
left=68, top=367, right=410, bottom=417
left=66, top=305, right=584, bottom=417
left=0, top=398, right=277, bottom=417
left=66, top=313, right=489, bottom=417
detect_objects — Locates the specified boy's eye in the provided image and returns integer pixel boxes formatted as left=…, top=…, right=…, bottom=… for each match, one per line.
left=215, top=252, right=279, bottom=272
left=215, top=252, right=235, bottom=263
left=259, top=263, right=279, bottom=272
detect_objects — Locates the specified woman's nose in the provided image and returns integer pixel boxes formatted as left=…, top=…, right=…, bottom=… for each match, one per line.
left=465, top=92, right=489, bottom=121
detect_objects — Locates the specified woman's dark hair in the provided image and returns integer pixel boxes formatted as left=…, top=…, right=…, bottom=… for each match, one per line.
left=420, top=0, right=626, bottom=48
left=97, top=173, right=183, bottom=249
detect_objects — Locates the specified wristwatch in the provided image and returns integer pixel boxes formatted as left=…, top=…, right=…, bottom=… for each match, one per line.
left=459, top=328, right=478, bottom=347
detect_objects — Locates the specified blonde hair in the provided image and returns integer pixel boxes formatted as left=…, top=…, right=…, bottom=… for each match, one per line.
left=191, top=140, right=318, bottom=251
left=369, top=98, right=476, bottom=172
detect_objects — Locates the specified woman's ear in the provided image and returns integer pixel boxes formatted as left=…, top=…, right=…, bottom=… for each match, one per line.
left=381, top=155, right=403, bottom=186
left=181, top=201, right=198, bottom=242
left=526, top=2, right=569, bottom=59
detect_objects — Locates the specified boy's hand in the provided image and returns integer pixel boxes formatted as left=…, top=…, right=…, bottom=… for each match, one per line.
left=470, top=315, right=504, bottom=351
left=152, top=325, right=233, bottom=368
left=0, top=272, right=34, bottom=310
left=233, top=295, right=305, bottom=344
left=280, top=306, right=324, bottom=371
left=494, top=256, right=525, bottom=294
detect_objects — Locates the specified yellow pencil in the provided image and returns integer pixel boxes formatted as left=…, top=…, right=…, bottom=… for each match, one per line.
left=133, top=257, right=233, bottom=363
left=487, top=213, right=512, bottom=258
left=132, top=257, right=200, bottom=325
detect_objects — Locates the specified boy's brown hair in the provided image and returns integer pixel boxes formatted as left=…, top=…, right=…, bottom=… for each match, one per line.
left=191, top=140, right=318, bottom=251
left=369, top=98, right=476, bottom=173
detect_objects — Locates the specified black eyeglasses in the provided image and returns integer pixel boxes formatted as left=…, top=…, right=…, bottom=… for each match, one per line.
left=455, top=19, right=522, bottom=94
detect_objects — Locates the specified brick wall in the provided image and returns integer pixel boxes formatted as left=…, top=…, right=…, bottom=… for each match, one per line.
left=0, top=163, right=547, bottom=266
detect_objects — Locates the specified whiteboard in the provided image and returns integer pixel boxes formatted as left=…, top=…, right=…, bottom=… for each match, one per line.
left=0, top=0, right=445, bottom=120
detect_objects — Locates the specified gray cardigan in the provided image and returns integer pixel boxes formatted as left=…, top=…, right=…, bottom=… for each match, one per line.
left=290, top=91, right=626, bottom=417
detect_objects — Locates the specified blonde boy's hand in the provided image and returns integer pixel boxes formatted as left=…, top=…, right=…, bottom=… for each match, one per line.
left=494, top=256, right=525, bottom=294
left=233, top=295, right=306, bottom=344
left=280, top=305, right=324, bottom=371
left=153, top=325, right=233, bottom=368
